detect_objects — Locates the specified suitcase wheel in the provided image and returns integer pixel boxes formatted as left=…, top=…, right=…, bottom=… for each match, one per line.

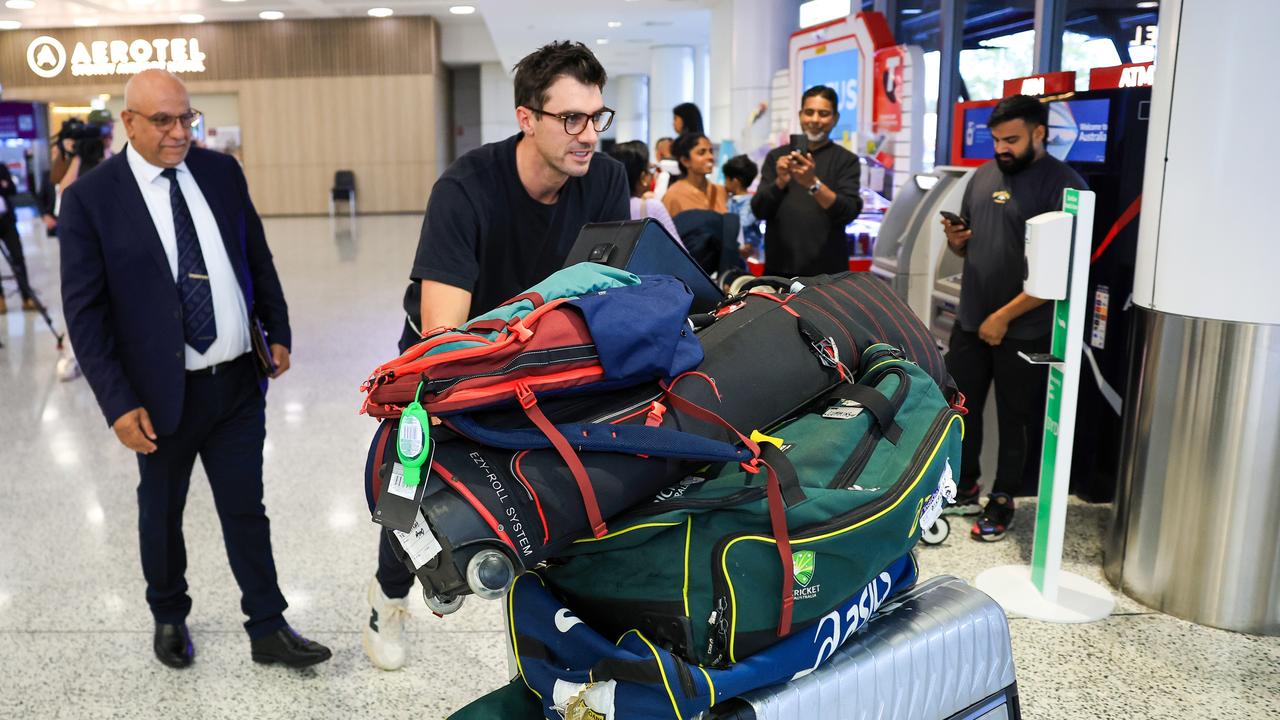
left=424, top=590, right=465, bottom=616
left=466, top=548, right=517, bottom=600
left=920, top=517, right=950, bottom=545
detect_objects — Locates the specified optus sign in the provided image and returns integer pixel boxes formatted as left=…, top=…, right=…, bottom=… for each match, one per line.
left=26, top=35, right=208, bottom=79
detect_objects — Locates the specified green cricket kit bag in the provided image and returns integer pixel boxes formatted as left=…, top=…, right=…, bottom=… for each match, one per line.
left=361, top=271, right=959, bottom=612
left=542, top=345, right=963, bottom=668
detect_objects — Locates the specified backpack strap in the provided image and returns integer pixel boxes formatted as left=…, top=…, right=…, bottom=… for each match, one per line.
left=515, top=382, right=608, bottom=539
left=829, top=383, right=903, bottom=444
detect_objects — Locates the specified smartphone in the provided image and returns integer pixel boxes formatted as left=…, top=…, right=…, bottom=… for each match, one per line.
left=789, top=134, right=809, bottom=156
left=1017, top=351, right=1063, bottom=365
left=939, top=210, right=969, bottom=229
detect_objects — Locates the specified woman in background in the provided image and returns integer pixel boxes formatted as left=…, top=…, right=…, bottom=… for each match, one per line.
left=607, top=140, right=683, bottom=245
left=661, top=132, right=727, bottom=216
left=672, top=102, right=704, bottom=135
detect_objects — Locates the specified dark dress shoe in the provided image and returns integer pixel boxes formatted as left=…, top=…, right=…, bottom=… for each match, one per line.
left=154, top=622, right=194, bottom=669
left=250, top=627, right=332, bottom=668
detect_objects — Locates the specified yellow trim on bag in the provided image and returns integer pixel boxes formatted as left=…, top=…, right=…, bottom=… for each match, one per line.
left=572, top=521, right=681, bottom=543
left=720, top=414, right=962, bottom=662
left=682, top=517, right=693, bottom=618
left=697, top=665, right=716, bottom=704
left=621, top=630, right=684, bottom=720
left=508, top=574, right=545, bottom=700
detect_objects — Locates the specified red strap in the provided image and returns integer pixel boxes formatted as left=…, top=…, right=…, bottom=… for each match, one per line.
left=433, top=462, right=520, bottom=553
left=763, top=460, right=794, bottom=637
left=516, top=382, right=608, bottom=539
left=506, top=291, right=545, bottom=308
left=465, top=319, right=509, bottom=334
left=1091, top=194, right=1142, bottom=264
left=644, top=401, right=667, bottom=427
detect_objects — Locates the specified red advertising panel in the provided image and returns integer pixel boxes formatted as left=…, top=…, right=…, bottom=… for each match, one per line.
left=1002, top=71, right=1076, bottom=97
left=873, top=46, right=906, bottom=133
left=1089, top=62, right=1155, bottom=90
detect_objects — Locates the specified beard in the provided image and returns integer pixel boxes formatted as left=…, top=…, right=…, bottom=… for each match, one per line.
left=996, top=145, right=1036, bottom=174
left=804, top=129, right=829, bottom=144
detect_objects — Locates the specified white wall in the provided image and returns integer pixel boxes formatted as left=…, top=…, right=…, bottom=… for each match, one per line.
left=479, top=61, right=515, bottom=145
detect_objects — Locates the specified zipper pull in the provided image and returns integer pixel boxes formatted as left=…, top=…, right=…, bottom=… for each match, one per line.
left=706, top=597, right=729, bottom=664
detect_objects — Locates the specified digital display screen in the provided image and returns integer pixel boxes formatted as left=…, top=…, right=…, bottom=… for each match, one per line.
left=0, top=102, right=38, bottom=141
left=1047, top=98, right=1110, bottom=163
left=960, top=105, right=995, bottom=160
left=802, top=48, right=860, bottom=142
left=959, top=98, right=1111, bottom=164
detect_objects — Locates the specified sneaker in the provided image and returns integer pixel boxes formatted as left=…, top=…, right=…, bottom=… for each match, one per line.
left=362, top=577, right=410, bottom=670
left=942, top=481, right=983, bottom=516
left=971, top=493, right=1015, bottom=542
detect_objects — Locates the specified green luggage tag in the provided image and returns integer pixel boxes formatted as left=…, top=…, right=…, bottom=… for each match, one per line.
left=397, top=382, right=431, bottom=487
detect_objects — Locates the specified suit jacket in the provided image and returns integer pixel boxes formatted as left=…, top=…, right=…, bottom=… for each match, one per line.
left=59, top=147, right=290, bottom=435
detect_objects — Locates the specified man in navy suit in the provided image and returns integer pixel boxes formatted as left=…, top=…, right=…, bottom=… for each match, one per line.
left=59, top=69, right=330, bottom=670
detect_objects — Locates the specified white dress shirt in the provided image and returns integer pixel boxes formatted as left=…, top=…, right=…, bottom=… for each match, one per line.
left=126, top=144, right=251, bottom=370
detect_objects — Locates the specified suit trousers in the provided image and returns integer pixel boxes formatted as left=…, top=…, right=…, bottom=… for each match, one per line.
left=135, top=353, right=288, bottom=639
left=945, top=326, right=1050, bottom=498
left=0, top=217, right=33, bottom=300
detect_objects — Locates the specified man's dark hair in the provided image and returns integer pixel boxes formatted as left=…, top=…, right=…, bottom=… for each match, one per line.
left=656, top=136, right=674, bottom=146
left=670, top=132, right=709, bottom=179
left=607, top=140, right=650, bottom=196
left=673, top=103, right=704, bottom=134
left=722, top=154, right=758, bottom=188
left=988, top=94, right=1049, bottom=129
left=512, top=41, right=608, bottom=109
left=801, top=85, right=840, bottom=112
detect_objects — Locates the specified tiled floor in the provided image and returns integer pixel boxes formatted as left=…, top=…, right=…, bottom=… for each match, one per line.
left=1, top=214, right=1276, bottom=719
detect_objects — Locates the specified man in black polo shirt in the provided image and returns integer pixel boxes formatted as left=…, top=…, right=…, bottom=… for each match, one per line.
left=364, top=41, right=630, bottom=670
left=751, top=85, right=863, bottom=277
left=941, top=94, right=1087, bottom=542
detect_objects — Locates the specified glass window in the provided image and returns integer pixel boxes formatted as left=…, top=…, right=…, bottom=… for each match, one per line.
left=1062, top=0, right=1160, bottom=89
left=957, top=1, right=1036, bottom=101
left=894, top=1, right=942, bottom=167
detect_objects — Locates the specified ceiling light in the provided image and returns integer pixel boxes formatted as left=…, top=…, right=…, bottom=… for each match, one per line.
left=259, top=10, right=283, bottom=19
left=901, top=7, right=923, bottom=14
left=5, top=0, right=35, bottom=10
left=596, top=38, right=609, bottom=45
left=0, top=19, right=20, bottom=29
left=607, top=20, right=622, bottom=28
left=1135, top=1, right=1158, bottom=7
left=449, top=4, right=475, bottom=14
left=367, top=7, right=393, bottom=17
left=73, top=17, right=98, bottom=26
left=179, top=13, right=204, bottom=23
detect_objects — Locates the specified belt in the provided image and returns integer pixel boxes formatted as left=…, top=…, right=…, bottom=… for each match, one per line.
left=187, top=353, right=251, bottom=376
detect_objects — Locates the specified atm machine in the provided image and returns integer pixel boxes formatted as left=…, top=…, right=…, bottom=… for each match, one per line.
left=930, top=238, right=965, bottom=347
left=871, top=167, right=974, bottom=325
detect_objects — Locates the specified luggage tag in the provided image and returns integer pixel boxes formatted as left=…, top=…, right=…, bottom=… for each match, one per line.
left=372, top=383, right=434, bottom=532
left=392, top=509, right=443, bottom=570
left=822, top=398, right=864, bottom=420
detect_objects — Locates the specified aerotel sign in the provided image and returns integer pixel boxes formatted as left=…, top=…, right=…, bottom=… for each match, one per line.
left=26, top=35, right=208, bottom=79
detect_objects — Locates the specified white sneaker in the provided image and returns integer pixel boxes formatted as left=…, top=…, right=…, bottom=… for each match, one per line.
left=362, top=577, right=410, bottom=670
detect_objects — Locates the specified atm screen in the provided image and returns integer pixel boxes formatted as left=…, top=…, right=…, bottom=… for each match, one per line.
left=1046, top=98, right=1111, bottom=163
left=960, top=105, right=996, bottom=161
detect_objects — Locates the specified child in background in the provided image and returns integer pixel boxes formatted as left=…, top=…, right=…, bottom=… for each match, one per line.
left=723, top=155, right=763, bottom=261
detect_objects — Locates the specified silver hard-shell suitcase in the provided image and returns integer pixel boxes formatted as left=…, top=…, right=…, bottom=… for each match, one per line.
left=705, top=576, right=1021, bottom=720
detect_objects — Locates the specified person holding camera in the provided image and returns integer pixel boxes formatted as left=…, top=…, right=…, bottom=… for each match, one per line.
left=0, top=162, right=36, bottom=314
left=751, top=85, right=862, bottom=277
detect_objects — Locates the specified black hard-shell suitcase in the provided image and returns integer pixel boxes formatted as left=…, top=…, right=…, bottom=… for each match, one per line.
left=566, top=219, right=724, bottom=312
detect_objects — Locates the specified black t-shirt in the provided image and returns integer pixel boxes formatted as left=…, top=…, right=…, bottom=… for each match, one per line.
left=403, top=133, right=630, bottom=325
left=750, top=141, right=863, bottom=277
left=958, top=155, right=1088, bottom=339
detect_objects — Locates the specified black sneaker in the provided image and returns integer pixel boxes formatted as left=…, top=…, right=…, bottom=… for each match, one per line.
left=971, top=493, right=1015, bottom=542
left=943, top=481, right=983, bottom=516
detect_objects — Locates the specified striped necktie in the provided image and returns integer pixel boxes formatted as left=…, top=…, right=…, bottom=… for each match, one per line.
left=161, top=167, right=217, bottom=354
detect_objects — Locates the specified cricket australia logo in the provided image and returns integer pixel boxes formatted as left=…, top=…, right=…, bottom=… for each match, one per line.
left=793, top=551, right=821, bottom=600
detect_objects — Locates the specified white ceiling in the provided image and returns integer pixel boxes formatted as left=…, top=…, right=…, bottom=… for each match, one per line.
left=0, top=0, right=717, bottom=75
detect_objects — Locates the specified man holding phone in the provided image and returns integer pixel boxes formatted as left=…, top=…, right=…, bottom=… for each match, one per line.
left=940, top=94, right=1087, bottom=542
left=751, top=85, right=862, bottom=277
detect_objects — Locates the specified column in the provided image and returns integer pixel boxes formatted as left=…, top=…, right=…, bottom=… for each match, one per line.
left=648, top=45, right=695, bottom=146
left=1106, top=0, right=1280, bottom=635
left=610, top=74, right=649, bottom=145
left=479, top=61, right=514, bottom=145
left=707, top=0, right=794, bottom=153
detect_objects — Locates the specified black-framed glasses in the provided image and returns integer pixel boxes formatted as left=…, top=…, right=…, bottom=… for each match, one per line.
left=527, top=106, right=615, bottom=135
left=126, top=108, right=202, bottom=132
